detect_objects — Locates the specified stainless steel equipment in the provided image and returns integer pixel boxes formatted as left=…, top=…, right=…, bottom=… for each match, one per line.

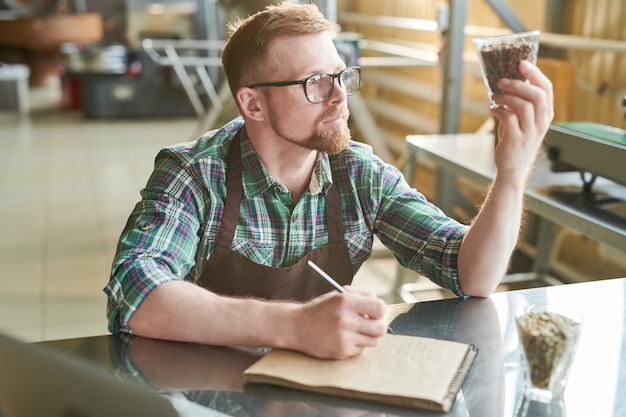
left=544, top=121, right=626, bottom=226
left=545, top=122, right=626, bottom=186
left=61, top=43, right=129, bottom=74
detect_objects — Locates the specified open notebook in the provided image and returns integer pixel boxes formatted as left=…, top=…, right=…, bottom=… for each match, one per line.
left=244, top=334, right=477, bottom=413
left=0, top=332, right=229, bottom=417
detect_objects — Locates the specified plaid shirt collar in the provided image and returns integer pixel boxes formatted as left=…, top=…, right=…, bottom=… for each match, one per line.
left=239, top=127, right=334, bottom=199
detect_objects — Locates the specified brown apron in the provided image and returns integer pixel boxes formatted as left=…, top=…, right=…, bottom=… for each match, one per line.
left=197, top=129, right=354, bottom=301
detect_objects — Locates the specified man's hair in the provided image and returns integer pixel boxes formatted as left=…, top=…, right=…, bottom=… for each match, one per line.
left=221, top=1, right=333, bottom=98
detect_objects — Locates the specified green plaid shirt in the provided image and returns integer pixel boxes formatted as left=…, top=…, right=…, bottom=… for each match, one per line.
left=105, top=118, right=468, bottom=333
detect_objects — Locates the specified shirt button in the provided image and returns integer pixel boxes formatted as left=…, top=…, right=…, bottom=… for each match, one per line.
left=273, top=185, right=282, bottom=193
left=139, top=222, right=152, bottom=231
left=291, top=213, right=299, bottom=223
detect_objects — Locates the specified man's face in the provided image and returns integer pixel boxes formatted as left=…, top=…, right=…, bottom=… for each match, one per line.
left=262, top=32, right=351, bottom=155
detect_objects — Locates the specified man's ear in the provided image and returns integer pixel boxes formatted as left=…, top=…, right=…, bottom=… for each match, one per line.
left=236, top=87, right=265, bottom=121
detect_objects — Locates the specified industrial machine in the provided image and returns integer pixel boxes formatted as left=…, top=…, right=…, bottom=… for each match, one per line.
left=60, top=0, right=222, bottom=119
left=543, top=116, right=626, bottom=228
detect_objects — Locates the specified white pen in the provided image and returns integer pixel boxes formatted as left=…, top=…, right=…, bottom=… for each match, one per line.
left=307, top=260, right=346, bottom=293
left=307, top=260, right=396, bottom=335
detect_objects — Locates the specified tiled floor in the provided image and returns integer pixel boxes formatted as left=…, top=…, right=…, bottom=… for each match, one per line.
left=0, top=84, right=438, bottom=343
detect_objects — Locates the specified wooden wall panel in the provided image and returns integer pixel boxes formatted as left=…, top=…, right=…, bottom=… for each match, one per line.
left=339, top=0, right=626, bottom=148
left=566, top=0, right=626, bottom=129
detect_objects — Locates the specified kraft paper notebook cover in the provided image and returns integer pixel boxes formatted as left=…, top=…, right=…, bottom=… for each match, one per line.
left=243, top=334, right=477, bottom=413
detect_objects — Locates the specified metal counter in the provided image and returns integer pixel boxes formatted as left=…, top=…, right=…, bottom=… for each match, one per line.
left=37, top=277, right=626, bottom=417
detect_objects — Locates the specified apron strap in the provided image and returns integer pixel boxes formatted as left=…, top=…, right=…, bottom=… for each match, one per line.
left=214, top=129, right=244, bottom=250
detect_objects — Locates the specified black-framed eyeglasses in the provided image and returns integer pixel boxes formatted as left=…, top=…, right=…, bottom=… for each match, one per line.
left=247, top=66, right=361, bottom=104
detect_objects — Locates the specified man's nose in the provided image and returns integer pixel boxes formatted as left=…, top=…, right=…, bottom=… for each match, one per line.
left=328, top=76, right=347, bottom=104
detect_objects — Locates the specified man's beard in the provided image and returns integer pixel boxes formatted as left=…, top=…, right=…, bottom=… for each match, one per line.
left=268, top=106, right=351, bottom=155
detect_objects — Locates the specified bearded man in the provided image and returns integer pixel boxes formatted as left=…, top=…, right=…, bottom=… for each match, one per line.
left=105, top=2, right=554, bottom=360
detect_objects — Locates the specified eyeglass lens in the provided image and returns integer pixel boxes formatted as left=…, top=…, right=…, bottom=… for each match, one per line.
left=305, top=68, right=360, bottom=103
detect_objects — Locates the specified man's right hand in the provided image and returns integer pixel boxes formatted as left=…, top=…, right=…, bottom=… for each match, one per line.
left=286, top=287, right=388, bottom=359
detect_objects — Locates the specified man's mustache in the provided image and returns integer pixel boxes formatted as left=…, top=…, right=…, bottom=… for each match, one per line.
left=320, top=106, right=350, bottom=122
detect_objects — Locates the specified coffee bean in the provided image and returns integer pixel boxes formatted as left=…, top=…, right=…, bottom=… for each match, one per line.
left=480, top=43, right=537, bottom=93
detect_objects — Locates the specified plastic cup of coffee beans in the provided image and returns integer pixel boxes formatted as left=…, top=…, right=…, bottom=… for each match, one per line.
left=473, top=30, right=540, bottom=108
left=515, top=305, right=583, bottom=402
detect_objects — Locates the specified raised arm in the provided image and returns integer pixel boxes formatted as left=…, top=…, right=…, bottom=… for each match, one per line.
left=457, top=60, right=554, bottom=296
